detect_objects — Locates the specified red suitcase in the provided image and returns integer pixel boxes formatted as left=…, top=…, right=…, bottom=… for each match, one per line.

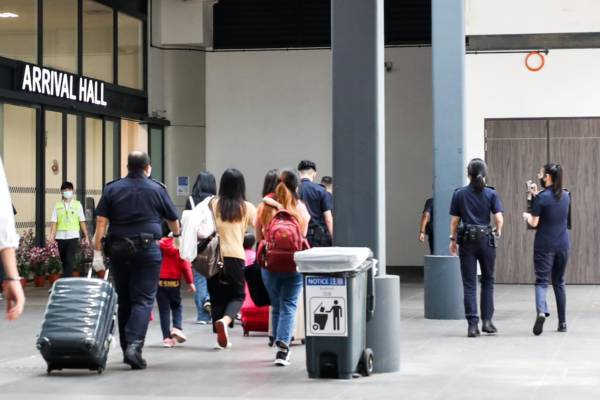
left=241, top=284, right=269, bottom=336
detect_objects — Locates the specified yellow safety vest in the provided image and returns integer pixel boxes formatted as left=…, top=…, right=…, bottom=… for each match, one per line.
left=55, top=200, right=83, bottom=232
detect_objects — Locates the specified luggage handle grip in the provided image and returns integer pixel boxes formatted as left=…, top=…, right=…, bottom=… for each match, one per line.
left=87, top=266, right=110, bottom=280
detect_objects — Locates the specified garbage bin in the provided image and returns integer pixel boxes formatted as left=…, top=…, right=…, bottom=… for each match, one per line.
left=295, top=247, right=376, bottom=379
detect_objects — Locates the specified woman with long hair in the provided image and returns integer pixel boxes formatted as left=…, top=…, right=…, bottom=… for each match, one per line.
left=262, top=169, right=279, bottom=198
left=186, top=171, right=217, bottom=324
left=449, top=158, right=504, bottom=338
left=208, top=169, right=256, bottom=349
left=523, top=163, right=571, bottom=335
left=185, top=171, right=217, bottom=210
left=255, top=169, right=310, bottom=366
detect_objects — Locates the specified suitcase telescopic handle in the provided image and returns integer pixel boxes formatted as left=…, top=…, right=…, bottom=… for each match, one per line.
left=87, top=267, right=110, bottom=280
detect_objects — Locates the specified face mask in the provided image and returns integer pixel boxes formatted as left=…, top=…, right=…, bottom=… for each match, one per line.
left=62, top=191, right=73, bottom=199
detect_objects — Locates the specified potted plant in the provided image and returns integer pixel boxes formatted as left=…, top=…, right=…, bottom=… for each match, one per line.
left=46, top=241, right=62, bottom=283
left=18, top=263, right=30, bottom=288
left=16, top=229, right=35, bottom=285
left=30, top=246, right=48, bottom=288
left=77, top=240, right=94, bottom=277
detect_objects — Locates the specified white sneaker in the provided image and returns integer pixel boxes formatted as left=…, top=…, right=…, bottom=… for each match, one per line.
left=213, top=342, right=233, bottom=350
left=274, top=343, right=291, bottom=366
left=171, top=328, right=187, bottom=343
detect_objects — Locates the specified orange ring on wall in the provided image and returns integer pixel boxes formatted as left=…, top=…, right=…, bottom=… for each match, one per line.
left=525, top=51, right=545, bottom=72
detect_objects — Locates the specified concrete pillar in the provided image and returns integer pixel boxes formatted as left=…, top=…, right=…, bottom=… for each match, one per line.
left=332, top=0, right=400, bottom=373
left=424, top=0, right=466, bottom=320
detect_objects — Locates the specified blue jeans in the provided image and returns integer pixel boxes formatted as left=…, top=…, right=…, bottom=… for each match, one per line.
left=156, top=284, right=183, bottom=339
left=193, top=270, right=211, bottom=321
left=261, top=269, right=303, bottom=345
left=458, top=237, right=496, bottom=324
left=534, top=249, right=569, bottom=323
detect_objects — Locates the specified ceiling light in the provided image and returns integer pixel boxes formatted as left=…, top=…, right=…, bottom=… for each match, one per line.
left=0, top=12, right=19, bottom=18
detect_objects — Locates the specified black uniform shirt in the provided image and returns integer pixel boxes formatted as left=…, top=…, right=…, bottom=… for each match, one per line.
left=299, top=178, right=333, bottom=227
left=531, top=189, right=570, bottom=252
left=96, top=172, right=179, bottom=239
left=423, top=198, right=433, bottom=234
left=450, top=184, right=503, bottom=226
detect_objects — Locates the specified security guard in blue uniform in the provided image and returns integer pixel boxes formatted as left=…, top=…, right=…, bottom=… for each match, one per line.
left=93, top=151, right=180, bottom=369
left=449, top=158, right=504, bottom=338
left=523, top=163, right=571, bottom=336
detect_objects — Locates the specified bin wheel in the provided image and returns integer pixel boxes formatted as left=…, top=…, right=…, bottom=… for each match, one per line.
left=360, top=348, right=374, bottom=377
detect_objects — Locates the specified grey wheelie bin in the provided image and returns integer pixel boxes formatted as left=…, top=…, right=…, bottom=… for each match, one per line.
left=295, top=247, right=376, bottom=379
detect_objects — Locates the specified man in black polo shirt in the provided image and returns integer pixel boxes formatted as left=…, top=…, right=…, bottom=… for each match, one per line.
left=298, top=160, right=333, bottom=247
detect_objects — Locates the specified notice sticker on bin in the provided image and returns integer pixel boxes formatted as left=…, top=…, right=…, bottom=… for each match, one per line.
left=305, top=276, right=348, bottom=337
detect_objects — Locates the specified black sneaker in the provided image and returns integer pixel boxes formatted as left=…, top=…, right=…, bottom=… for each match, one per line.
left=274, top=341, right=291, bottom=366
left=533, top=314, right=546, bottom=336
left=558, top=322, right=567, bottom=332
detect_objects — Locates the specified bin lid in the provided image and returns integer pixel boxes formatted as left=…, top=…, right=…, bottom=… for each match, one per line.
left=295, top=247, right=373, bottom=273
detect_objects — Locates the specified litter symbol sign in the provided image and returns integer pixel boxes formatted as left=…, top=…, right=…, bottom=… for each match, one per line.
left=305, top=276, right=348, bottom=337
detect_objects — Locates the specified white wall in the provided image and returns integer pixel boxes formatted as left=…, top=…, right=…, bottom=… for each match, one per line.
left=206, top=48, right=433, bottom=267
left=466, top=49, right=600, bottom=159
left=466, top=0, right=600, bottom=35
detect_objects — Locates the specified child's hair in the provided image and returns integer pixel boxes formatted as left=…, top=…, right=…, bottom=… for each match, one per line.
left=161, top=221, right=171, bottom=238
left=243, top=232, right=256, bottom=249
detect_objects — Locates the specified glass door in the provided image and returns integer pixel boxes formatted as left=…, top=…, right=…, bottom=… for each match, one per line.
left=0, top=103, right=37, bottom=235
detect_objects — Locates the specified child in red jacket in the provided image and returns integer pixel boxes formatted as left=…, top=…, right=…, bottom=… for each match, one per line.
left=157, top=231, right=196, bottom=348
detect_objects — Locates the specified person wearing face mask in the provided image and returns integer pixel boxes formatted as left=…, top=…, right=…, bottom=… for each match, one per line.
left=93, top=151, right=180, bottom=370
left=523, top=164, right=571, bottom=336
left=50, top=181, right=90, bottom=277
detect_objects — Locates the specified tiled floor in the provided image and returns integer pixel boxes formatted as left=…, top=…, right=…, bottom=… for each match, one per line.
left=1, top=281, right=600, bottom=399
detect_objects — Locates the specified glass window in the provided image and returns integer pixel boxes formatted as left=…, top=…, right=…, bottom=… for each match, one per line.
left=149, top=127, right=163, bottom=182
left=85, top=117, right=102, bottom=209
left=118, top=12, right=143, bottom=90
left=43, top=0, right=77, bottom=73
left=83, top=0, right=113, bottom=83
left=0, top=0, right=37, bottom=63
left=120, top=119, right=147, bottom=176
left=0, top=104, right=37, bottom=235
left=44, top=110, right=63, bottom=237
left=104, top=120, right=119, bottom=183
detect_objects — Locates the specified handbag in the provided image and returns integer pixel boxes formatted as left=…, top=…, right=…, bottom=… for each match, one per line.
left=243, top=262, right=271, bottom=306
left=192, top=198, right=223, bottom=279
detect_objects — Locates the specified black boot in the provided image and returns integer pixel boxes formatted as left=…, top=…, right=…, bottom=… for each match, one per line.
left=481, top=320, right=498, bottom=334
left=124, top=340, right=147, bottom=370
left=558, top=322, right=567, bottom=332
left=467, top=324, right=480, bottom=338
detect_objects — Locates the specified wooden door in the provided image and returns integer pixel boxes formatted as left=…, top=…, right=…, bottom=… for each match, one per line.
left=549, top=119, right=600, bottom=284
left=485, top=119, right=548, bottom=284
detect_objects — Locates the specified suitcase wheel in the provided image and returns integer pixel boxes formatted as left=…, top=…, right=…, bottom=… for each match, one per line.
left=301, top=339, right=306, bottom=345
left=243, top=330, right=249, bottom=337
left=97, top=367, right=104, bottom=375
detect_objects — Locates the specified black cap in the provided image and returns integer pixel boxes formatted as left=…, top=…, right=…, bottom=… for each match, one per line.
left=298, top=160, right=317, bottom=172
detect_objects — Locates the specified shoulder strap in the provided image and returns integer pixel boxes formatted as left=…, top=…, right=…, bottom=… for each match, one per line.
left=207, top=197, right=223, bottom=263
left=188, top=196, right=195, bottom=208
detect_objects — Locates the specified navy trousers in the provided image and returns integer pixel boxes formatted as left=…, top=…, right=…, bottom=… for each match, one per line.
left=534, top=249, right=568, bottom=323
left=111, top=244, right=162, bottom=353
left=156, top=284, right=183, bottom=339
left=458, top=237, right=496, bottom=324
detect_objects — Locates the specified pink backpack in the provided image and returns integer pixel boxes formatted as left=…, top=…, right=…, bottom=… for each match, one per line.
left=257, top=210, right=310, bottom=273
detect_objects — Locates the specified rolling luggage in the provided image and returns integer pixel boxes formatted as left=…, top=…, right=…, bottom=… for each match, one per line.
left=37, top=269, right=117, bottom=375
left=241, top=283, right=269, bottom=336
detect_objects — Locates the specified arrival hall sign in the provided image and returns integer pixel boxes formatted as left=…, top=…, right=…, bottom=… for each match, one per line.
left=20, top=64, right=107, bottom=107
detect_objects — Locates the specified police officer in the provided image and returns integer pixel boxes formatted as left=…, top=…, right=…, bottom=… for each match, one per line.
left=93, top=151, right=180, bottom=370
left=298, top=160, right=333, bottom=247
left=522, top=163, right=570, bottom=336
left=449, top=158, right=504, bottom=338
